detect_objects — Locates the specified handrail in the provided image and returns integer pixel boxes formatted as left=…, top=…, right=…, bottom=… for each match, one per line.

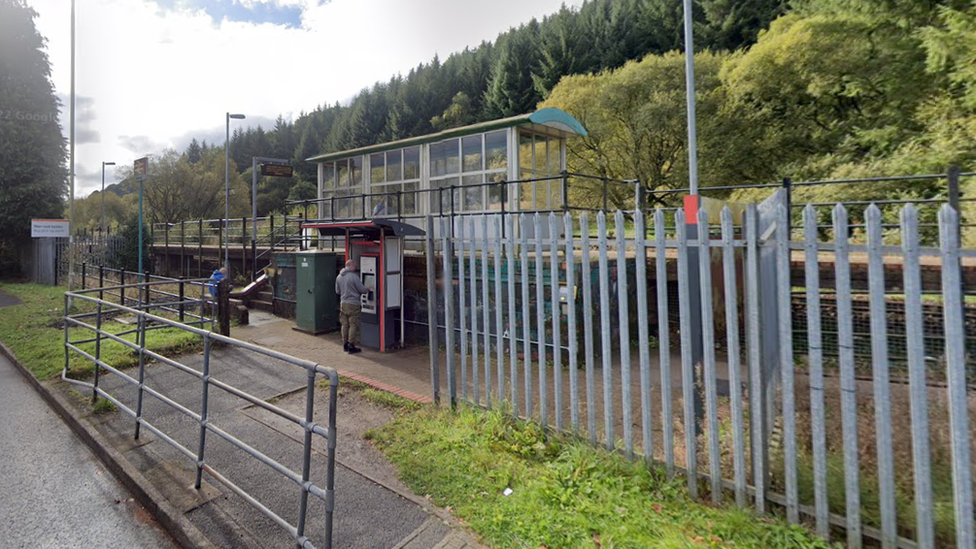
left=62, top=286, right=339, bottom=549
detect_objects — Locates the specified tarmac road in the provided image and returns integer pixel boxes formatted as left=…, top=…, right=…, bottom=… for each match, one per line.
left=0, top=289, right=174, bottom=549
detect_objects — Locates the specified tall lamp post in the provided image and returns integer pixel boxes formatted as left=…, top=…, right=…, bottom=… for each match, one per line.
left=681, top=0, right=705, bottom=450
left=225, top=112, right=246, bottom=272
left=100, top=161, right=115, bottom=236
left=68, top=0, right=76, bottom=294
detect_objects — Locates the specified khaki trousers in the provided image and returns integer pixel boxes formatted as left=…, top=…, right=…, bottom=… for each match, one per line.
left=339, top=302, right=362, bottom=346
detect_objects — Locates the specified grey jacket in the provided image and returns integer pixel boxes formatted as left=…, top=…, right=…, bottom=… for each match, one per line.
left=335, top=268, right=369, bottom=305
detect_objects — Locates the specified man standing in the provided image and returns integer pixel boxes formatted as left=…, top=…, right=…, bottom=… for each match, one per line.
left=335, top=259, right=370, bottom=353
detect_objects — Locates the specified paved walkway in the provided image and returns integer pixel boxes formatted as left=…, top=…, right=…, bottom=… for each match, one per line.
left=87, top=340, right=485, bottom=548
left=0, top=352, right=174, bottom=549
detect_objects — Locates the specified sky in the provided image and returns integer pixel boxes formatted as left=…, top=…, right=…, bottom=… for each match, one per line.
left=28, top=0, right=583, bottom=197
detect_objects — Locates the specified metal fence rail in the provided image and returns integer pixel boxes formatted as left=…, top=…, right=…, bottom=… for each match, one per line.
left=53, top=234, right=126, bottom=285
left=62, top=282, right=339, bottom=549
left=75, top=266, right=217, bottom=326
left=426, top=198, right=975, bottom=549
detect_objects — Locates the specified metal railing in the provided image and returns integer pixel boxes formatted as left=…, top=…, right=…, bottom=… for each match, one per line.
left=151, top=215, right=308, bottom=279
left=642, top=169, right=976, bottom=237
left=62, top=281, right=339, bottom=549
left=77, top=265, right=216, bottom=325
left=53, top=234, right=126, bottom=286
left=426, top=197, right=975, bottom=548
left=285, top=172, right=640, bottom=226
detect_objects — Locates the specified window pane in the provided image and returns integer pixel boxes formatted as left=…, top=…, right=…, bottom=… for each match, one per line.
left=548, top=137, right=561, bottom=175
left=551, top=177, right=563, bottom=209
left=488, top=172, right=505, bottom=210
left=322, top=162, right=335, bottom=190
left=519, top=133, right=533, bottom=172
left=463, top=174, right=483, bottom=211
left=335, top=194, right=350, bottom=219
left=337, top=160, right=349, bottom=189
left=533, top=136, right=547, bottom=177
left=371, top=192, right=393, bottom=217
left=370, top=153, right=385, bottom=184
left=403, top=146, right=420, bottom=179
left=486, top=130, right=507, bottom=171
left=520, top=171, right=535, bottom=211
left=386, top=150, right=402, bottom=182
left=462, top=135, right=482, bottom=172
left=430, top=176, right=459, bottom=214
left=402, top=182, right=419, bottom=215
left=430, top=139, right=459, bottom=177
left=351, top=156, right=363, bottom=187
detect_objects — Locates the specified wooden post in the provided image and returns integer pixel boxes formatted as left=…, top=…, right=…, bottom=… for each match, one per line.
left=217, top=279, right=230, bottom=337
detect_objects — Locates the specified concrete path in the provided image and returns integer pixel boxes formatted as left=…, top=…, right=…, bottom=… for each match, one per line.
left=88, top=342, right=484, bottom=549
left=0, top=352, right=175, bottom=549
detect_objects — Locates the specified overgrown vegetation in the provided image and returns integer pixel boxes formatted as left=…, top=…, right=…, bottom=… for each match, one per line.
left=367, top=404, right=838, bottom=549
left=0, top=283, right=203, bottom=380
left=92, top=394, right=118, bottom=415
left=542, top=0, right=976, bottom=242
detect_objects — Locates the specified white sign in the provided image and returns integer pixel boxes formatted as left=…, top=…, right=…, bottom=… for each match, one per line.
left=31, top=219, right=69, bottom=238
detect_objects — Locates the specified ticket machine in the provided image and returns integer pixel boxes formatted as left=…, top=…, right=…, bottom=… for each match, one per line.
left=301, top=219, right=424, bottom=352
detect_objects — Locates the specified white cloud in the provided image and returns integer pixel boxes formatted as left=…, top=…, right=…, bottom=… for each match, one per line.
left=30, top=0, right=582, bottom=197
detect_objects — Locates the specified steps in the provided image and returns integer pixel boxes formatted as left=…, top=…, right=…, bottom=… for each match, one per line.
left=225, top=273, right=275, bottom=313
left=250, top=287, right=274, bottom=313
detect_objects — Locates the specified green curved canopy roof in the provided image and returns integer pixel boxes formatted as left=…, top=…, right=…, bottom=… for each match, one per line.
left=305, top=107, right=586, bottom=163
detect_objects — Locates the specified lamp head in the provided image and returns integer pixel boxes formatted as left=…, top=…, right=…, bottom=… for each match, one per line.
left=228, top=113, right=246, bottom=120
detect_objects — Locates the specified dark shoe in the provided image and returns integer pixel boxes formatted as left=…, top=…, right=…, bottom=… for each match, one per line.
left=348, top=345, right=362, bottom=354
left=343, top=342, right=350, bottom=353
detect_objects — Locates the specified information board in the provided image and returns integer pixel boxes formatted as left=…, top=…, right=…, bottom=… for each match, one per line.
left=31, top=219, right=69, bottom=238
left=260, top=163, right=294, bottom=178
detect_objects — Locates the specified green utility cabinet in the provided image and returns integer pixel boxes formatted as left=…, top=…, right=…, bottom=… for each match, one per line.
left=295, top=251, right=339, bottom=334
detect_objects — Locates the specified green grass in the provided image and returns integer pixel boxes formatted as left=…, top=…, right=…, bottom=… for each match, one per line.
left=92, top=394, right=118, bottom=414
left=360, top=386, right=423, bottom=411
left=0, top=283, right=205, bottom=380
left=367, top=404, right=838, bottom=549
left=788, top=452, right=958, bottom=546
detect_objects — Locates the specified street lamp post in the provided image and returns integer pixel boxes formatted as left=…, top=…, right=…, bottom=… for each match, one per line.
left=225, top=112, right=246, bottom=273
left=101, top=161, right=115, bottom=236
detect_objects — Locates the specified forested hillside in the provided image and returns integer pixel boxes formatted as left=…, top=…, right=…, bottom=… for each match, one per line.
left=224, top=0, right=784, bottom=184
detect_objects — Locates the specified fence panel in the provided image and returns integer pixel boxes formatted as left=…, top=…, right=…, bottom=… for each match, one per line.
left=427, top=201, right=974, bottom=549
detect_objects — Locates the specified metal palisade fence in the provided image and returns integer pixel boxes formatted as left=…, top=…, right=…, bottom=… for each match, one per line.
left=424, top=193, right=975, bottom=549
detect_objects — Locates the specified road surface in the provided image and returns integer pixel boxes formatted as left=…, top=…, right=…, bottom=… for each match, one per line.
left=0, top=351, right=175, bottom=549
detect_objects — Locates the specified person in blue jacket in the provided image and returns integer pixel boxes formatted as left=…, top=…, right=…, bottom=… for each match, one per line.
left=209, top=267, right=227, bottom=297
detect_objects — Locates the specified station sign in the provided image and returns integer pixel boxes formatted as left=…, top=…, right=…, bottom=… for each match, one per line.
left=134, top=156, right=149, bottom=177
left=260, top=163, right=293, bottom=178
left=31, top=219, right=69, bottom=238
